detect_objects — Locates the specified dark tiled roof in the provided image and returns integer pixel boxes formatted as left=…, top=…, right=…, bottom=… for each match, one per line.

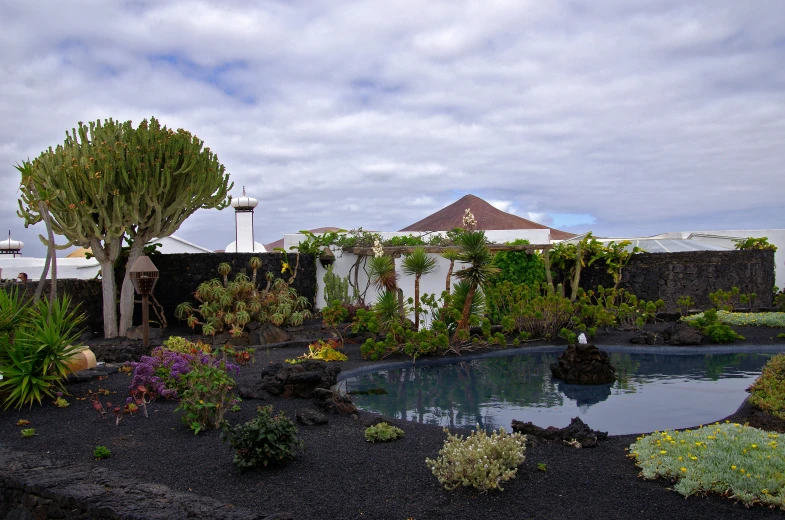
left=399, top=194, right=575, bottom=240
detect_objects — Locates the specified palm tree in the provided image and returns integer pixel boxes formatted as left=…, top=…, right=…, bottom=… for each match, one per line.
left=452, top=231, right=500, bottom=343
left=440, top=249, right=460, bottom=299
left=402, top=247, right=437, bottom=331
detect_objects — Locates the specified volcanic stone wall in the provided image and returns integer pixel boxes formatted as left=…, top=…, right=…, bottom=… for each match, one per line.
left=149, top=252, right=317, bottom=329
left=577, top=250, right=775, bottom=311
left=2, top=279, right=104, bottom=334
left=0, top=446, right=274, bottom=519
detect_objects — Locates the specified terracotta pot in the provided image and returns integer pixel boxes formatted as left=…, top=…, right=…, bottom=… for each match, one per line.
left=65, top=347, right=97, bottom=372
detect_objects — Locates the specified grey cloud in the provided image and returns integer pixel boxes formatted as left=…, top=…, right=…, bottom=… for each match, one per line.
left=1, top=0, right=783, bottom=259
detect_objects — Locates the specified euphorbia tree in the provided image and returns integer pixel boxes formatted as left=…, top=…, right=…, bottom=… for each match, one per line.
left=401, top=247, right=436, bottom=331
left=17, top=117, right=232, bottom=338
left=451, top=231, right=499, bottom=343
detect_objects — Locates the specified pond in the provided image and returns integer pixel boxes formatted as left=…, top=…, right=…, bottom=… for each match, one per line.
left=338, top=346, right=785, bottom=435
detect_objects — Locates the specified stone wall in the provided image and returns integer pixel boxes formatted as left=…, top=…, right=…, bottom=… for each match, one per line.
left=0, top=279, right=104, bottom=335
left=577, top=250, right=775, bottom=311
left=0, top=447, right=285, bottom=519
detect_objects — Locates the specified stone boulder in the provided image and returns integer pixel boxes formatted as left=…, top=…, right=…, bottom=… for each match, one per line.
left=257, top=360, right=341, bottom=398
left=550, top=344, right=615, bottom=385
left=629, top=331, right=665, bottom=345
left=253, top=323, right=291, bottom=345
left=664, top=322, right=703, bottom=346
left=511, top=417, right=608, bottom=448
left=311, top=388, right=358, bottom=416
left=125, top=326, right=163, bottom=341
left=296, top=408, right=329, bottom=425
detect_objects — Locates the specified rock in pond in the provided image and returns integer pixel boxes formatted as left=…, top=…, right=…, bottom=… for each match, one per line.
left=550, top=344, right=615, bottom=385
left=511, top=417, right=608, bottom=448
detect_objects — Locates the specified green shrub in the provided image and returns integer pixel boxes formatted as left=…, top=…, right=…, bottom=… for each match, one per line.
left=0, top=294, right=85, bottom=409
left=93, top=446, right=111, bottom=459
left=221, top=405, right=302, bottom=471
left=491, top=240, right=546, bottom=290
left=748, top=354, right=785, bottom=420
left=365, top=422, right=404, bottom=443
left=629, top=423, right=785, bottom=509
left=20, top=428, right=36, bottom=438
left=426, top=426, right=527, bottom=492
left=175, top=361, right=236, bottom=434
left=733, top=237, right=777, bottom=251
left=685, top=309, right=743, bottom=343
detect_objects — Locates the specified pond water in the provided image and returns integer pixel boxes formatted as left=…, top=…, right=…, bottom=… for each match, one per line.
left=338, top=346, right=785, bottom=435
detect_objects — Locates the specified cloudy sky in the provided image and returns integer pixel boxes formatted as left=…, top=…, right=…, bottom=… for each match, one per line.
left=1, top=0, right=784, bottom=257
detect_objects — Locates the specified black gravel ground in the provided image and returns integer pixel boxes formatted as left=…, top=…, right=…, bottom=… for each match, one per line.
left=2, top=324, right=785, bottom=519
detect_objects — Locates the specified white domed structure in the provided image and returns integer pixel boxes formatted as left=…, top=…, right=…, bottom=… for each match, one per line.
left=225, top=187, right=266, bottom=253
left=0, top=231, right=24, bottom=258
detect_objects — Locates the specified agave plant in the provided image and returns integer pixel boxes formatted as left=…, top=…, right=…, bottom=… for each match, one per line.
left=0, top=295, right=85, bottom=409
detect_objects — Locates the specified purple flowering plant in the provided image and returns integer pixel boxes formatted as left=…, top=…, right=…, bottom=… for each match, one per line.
left=127, top=345, right=239, bottom=400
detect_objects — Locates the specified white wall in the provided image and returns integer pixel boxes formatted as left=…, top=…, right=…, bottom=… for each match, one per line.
left=284, top=229, right=552, bottom=312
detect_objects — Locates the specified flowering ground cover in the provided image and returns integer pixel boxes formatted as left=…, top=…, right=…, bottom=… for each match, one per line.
left=1, top=323, right=784, bottom=519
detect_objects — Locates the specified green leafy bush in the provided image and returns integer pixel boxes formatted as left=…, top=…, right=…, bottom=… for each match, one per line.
left=93, top=446, right=111, bottom=459
left=629, top=424, right=785, bottom=509
left=175, top=360, right=236, bottom=434
left=748, top=354, right=785, bottom=419
left=365, top=422, right=405, bottom=443
left=221, top=405, right=302, bottom=471
left=426, top=426, right=527, bottom=492
left=0, top=293, right=85, bottom=409
left=733, top=237, right=777, bottom=251
left=491, top=240, right=546, bottom=290
left=684, top=309, right=744, bottom=343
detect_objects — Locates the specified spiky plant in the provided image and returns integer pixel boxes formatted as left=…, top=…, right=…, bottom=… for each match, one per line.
left=452, top=231, right=499, bottom=342
left=402, top=247, right=437, bottom=331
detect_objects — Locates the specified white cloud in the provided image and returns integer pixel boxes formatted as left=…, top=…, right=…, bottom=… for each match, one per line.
left=1, top=0, right=784, bottom=257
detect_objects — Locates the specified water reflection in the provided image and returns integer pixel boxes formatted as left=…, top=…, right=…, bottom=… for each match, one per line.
left=341, top=351, right=774, bottom=435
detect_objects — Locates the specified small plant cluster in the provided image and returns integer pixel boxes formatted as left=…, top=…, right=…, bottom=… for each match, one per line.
left=365, top=422, right=404, bottom=443
left=127, top=337, right=240, bottom=434
left=747, top=354, right=785, bottom=420
left=93, top=446, right=111, bottom=460
left=629, top=423, right=785, bottom=509
left=89, top=385, right=152, bottom=425
left=221, top=405, right=302, bottom=471
left=733, top=236, right=777, bottom=251
left=175, top=258, right=312, bottom=338
left=0, top=288, right=86, bottom=410
left=426, top=426, right=527, bottom=492
left=285, top=339, right=348, bottom=364
left=709, top=287, right=757, bottom=312
left=684, top=309, right=744, bottom=343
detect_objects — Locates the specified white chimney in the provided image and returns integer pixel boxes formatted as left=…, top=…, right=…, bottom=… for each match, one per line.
left=226, top=188, right=266, bottom=253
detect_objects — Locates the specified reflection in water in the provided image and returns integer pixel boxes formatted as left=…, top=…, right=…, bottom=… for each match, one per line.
left=341, top=351, right=776, bottom=435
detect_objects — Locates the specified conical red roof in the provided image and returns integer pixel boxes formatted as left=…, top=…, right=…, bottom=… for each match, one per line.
left=399, top=194, right=575, bottom=240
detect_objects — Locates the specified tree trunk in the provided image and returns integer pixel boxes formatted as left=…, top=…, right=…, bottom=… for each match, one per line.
left=452, top=283, right=477, bottom=343
left=34, top=238, right=51, bottom=303
left=91, top=238, right=120, bottom=338
left=119, top=240, right=146, bottom=336
left=442, top=259, right=455, bottom=312
left=413, top=275, right=421, bottom=332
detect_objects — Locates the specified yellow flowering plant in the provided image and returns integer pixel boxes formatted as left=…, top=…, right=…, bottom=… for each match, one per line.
left=629, top=423, right=785, bottom=508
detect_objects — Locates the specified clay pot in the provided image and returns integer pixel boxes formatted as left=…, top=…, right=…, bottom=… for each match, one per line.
left=65, top=347, right=97, bottom=372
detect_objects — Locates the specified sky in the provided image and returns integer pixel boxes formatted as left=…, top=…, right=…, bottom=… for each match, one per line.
left=1, top=0, right=784, bottom=258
